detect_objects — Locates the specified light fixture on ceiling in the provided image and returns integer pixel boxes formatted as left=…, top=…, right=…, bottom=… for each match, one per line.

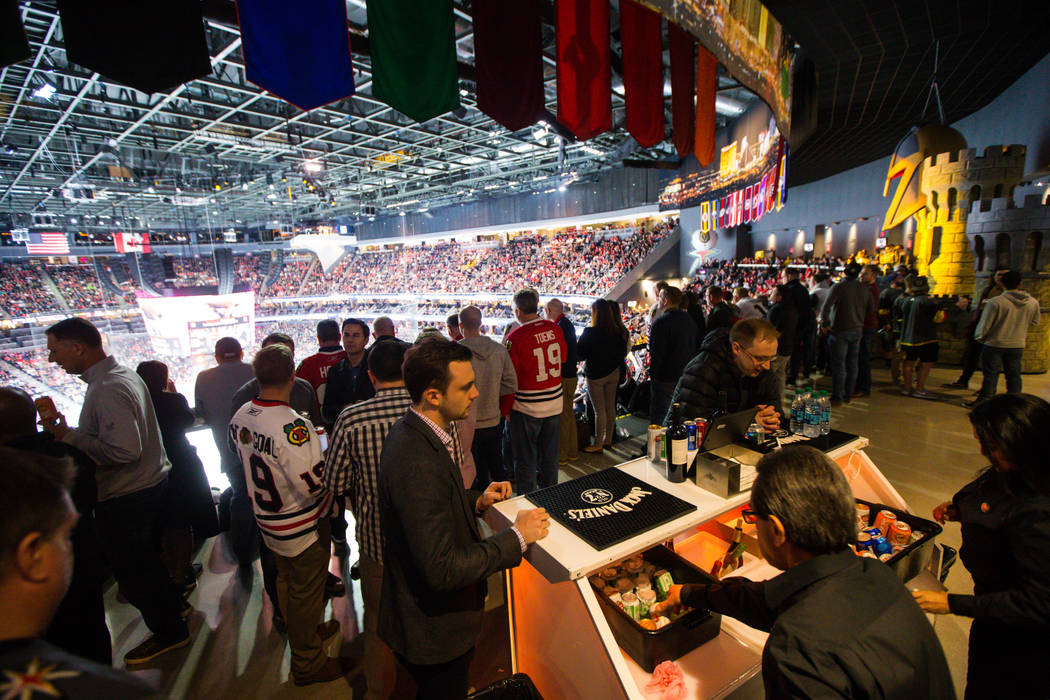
left=32, top=82, right=56, bottom=100
left=304, top=159, right=323, bottom=173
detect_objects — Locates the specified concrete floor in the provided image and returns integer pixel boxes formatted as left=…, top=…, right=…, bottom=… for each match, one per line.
left=103, top=364, right=1049, bottom=698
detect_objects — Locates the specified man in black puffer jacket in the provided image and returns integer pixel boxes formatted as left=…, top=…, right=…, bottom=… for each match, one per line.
left=669, top=319, right=782, bottom=431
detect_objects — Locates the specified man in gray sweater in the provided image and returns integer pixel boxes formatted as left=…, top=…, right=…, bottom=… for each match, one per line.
left=459, top=306, right=517, bottom=488
left=970, top=270, right=1041, bottom=403
left=42, top=317, right=189, bottom=664
left=819, top=263, right=875, bottom=405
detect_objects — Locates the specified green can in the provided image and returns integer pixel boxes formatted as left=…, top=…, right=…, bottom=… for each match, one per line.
left=654, top=569, right=674, bottom=600
left=621, top=592, right=641, bottom=620
left=637, top=588, right=657, bottom=618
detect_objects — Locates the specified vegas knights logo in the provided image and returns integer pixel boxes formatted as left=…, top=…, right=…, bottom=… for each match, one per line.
left=567, top=486, right=653, bottom=521
left=283, top=418, right=311, bottom=446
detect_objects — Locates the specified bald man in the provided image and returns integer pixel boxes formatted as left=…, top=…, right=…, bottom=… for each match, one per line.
left=0, top=387, right=110, bottom=664
left=372, top=316, right=397, bottom=342
left=545, top=299, right=579, bottom=464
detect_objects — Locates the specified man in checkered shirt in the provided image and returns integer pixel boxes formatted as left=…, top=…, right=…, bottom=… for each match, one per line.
left=322, top=339, right=410, bottom=700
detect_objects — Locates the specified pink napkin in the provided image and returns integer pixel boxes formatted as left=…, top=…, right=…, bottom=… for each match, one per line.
left=645, top=660, right=686, bottom=700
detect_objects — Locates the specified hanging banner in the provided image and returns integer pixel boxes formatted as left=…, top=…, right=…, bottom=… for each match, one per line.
left=669, top=22, right=695, bottom=158
left=660, top=100, right=785, bottom=224
left=646, top=0, right=793, bottom=137
left=473, top=0, right=545, bottom=132
left=237, top=0, right=355, bottom=111
left=619, top=0, right=664, bottom=148
left=694, top=44, right=717, bottom=166
left=368, top=0, right=460, bottom=123
left=556, top=0, right=612, bottom=140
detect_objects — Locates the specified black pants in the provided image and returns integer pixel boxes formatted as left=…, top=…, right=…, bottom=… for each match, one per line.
left=94, top=479, right=188, bottom=641
left=46, top=520, right=111, bottom=664
left=398, top=648, right=475, bottom=700
left=959, top=337, right=982, bottom=383
left=471, top=424, right=504, bottom=489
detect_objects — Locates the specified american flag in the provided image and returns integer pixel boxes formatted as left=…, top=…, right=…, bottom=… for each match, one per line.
left=25, top=232, right=69, bottom=255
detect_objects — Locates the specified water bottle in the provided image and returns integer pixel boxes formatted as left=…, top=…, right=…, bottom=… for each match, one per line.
left=803, top=392, right=821, bottom=438
left=820, top=391, right=831, bottom=435
left=789, top=394, right=803, bottom=434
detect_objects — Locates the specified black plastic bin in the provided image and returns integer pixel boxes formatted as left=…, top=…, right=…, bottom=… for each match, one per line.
left=590, top=545, right=721, bottom=672
left=857, top=498, right=942, bottom=582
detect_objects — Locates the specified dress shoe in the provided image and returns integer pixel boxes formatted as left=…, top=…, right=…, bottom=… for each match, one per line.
left=581, top=445, right=604, bottom=453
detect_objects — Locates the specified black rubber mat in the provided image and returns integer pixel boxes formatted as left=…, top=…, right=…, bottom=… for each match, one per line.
left=525, top=469, right=696, bottom=551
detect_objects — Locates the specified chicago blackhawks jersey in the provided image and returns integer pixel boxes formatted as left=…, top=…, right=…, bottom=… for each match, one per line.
left=230, top=399, right=332, bottom=557
left=505, top=318, right=567, bottom=418
left=295, top=346, right=345, bottom=410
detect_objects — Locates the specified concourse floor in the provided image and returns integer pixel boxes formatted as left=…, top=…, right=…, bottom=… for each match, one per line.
left=105, top=364, right=1048, bottom=698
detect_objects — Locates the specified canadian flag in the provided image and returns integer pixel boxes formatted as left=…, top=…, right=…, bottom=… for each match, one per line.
left=114, top=232, right=150, bottom=253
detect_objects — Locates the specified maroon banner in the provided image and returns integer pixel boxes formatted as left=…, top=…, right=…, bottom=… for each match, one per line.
left=473, top=0, right=545, bottom=131
left=619, top=0, right=663, bottom=148
left=694, top=44, right=717, bottom=167
left=669, top=22, right=695, bottom=159
left=556, top=0, right=611, bottom=140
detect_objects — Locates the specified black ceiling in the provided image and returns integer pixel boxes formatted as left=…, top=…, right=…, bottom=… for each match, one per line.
left=765, top=0, right=1050, bottom=186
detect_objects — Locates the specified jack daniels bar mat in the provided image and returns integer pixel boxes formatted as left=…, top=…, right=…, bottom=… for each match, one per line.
left=526, top=469, right=696, bottom=550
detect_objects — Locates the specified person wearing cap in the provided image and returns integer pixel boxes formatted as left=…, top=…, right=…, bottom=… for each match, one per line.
left=894, top=275, right=941, bottom=399
left=819, top=262, right=874, bottom=406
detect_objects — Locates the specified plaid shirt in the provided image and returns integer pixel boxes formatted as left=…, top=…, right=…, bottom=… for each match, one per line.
left=323, top=387, right=412, bottom=563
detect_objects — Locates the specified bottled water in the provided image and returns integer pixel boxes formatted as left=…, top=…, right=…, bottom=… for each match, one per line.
left=790, top=393, right=803, bottom=434
left=820, top=390, right=831, bottom=435
left=803, top=392, right=821, bottom=438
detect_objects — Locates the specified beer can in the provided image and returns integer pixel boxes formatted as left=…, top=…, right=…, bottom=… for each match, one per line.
left=695, top=418, right=708, bottom=445
left=634, top=578, right=652, bottom=593
left=654, top=569, right=674, bottom=600
left=621, top=592, right=641, bottom=620
left=856, top=532, right=872, bottom=551
left=624, top=556, right=644, bottom=573
left=600, top=566, right=620, bottom=583
left=888, top=520, right=912, bottom=547
left=657, top=431, right=666, bottom=461
left=686, top=421, right=697, bottom=450
left=856, top=503, right=870, bottom=530
left=873, top=509, right=898, bottom=535
left=637, top=589, right=657, bottom=618
left=608, top=591, right=623, bottom=606
left=647, top=425, right=661, bottom=462
left=863, top=527, right=883, bottom=540
left=34, top=396, right=58, bottom=422
left=614, top=577, right=635, bottom=594
left=871, top=535, right=893, bottom=556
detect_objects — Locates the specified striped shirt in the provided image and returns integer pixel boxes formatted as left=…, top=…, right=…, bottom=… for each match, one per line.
left=323, top=387, right=412, bottom=563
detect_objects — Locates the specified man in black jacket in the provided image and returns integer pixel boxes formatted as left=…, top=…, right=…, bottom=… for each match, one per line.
left=322, top=318, right=376, bottom=425
left=648, top=286, right=697, bottom=425
left=765, top=285, right=798, bottom=411
left=378, top=339, right=549, bottom=699
left=670, top=318, right=782, bottom=431
left=704, top=286, right=736, bottom=332
left=654, top=446, right=954, bottom=700
left=783, top=268, right=815, bottom=386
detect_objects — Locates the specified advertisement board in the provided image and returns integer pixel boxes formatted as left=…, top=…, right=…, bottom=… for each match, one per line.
left=137, top=291, right=254, bottom=357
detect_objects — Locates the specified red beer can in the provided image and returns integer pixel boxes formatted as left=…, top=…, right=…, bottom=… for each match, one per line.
left=873, top=509, right=898, bottom=536
left=888, top=520, right=912, bottom=547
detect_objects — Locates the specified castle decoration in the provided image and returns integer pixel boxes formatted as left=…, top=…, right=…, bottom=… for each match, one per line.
left=882, top=131, right=1050, bottom=372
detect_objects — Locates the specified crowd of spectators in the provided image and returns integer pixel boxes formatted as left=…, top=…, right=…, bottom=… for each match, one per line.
left=0, top=261, right=59, bottom=316
left=47, top=265, right=124, bottom=310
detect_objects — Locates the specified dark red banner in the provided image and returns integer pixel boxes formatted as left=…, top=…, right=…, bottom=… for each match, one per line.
left=473, top=0, right=545, bottom=131
left=695, top=45, right=717, bottom=167
left=669, top=22, right=695, bottom=159
left=619, top=0, right=663, bottom=148
left=556, top=0, right=611, bottom=140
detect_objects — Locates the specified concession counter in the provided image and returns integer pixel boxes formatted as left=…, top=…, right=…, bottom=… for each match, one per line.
left=486, top=434, right=935, bottom=700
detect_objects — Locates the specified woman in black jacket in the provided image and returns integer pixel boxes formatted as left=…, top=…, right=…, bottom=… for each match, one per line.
left=137, top=361, right=219, bottom=594
left=913, top=393, right=1050, bottom=699
left=576, top=299, right=628, bottom=453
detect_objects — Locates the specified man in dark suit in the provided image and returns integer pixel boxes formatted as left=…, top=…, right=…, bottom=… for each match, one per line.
left=378, top=339, right=549, bottom=699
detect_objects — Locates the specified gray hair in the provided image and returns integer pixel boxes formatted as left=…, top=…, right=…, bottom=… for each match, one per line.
left=751, top=446, right=857, bottom=554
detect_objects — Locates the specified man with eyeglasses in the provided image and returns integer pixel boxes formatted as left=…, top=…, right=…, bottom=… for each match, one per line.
left=668, top=318, right=782, bottom=431
left=652, top=446, right=954, bottom=700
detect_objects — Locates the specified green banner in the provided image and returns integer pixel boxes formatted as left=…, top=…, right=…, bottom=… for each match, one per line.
left=367, top=0, right=460, bottom=123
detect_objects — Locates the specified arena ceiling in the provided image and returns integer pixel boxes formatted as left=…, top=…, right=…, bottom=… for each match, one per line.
left=0, top=1, right=757, bottom=232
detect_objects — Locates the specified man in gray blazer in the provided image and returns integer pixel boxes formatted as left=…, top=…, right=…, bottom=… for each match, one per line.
left=378, top=339, right=549, bottom=699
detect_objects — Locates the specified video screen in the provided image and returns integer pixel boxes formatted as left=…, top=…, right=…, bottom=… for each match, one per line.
left=137, top=291, right=255, bottom=358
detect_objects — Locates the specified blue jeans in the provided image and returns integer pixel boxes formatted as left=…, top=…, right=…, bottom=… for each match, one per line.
left=856, top=328, right=877, bottom=394
left=979, top=346, right=1024, bottom=398
left=509, top=410, right=560, bottom=494
left=650, top=381, right=676, bottom=427
left=828, top=329, right=862, bottom=402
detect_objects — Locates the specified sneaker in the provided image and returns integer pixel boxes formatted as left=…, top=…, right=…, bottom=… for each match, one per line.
left=124, top=633, right=191, bottom=665
left=901, top=388, right=914, bottom=397
left=293, top=658, right=346, bottom=686
left=913, top=390, right=937, bottom=400
left=325, top=573, right=345, bottom=599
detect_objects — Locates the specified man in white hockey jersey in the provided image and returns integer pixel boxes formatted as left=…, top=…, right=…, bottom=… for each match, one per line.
left=229, top=344, right=344, bottom=686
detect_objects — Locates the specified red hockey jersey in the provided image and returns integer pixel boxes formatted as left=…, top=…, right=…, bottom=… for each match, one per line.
left=296, top=346, right=345, bottom=409
left=505, top=318, right=567, bottom=418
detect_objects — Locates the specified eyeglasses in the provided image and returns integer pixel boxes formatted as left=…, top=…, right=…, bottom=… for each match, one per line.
left=741, top=347, right=776, bottom=366
left=741, top=508, right=761, bottom=524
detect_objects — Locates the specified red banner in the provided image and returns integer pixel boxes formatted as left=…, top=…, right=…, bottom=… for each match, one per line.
left=669, top=22, right=695, bottom=159
left=695, top=45, right=717, bottom=167
left=555, top=0, right=611, bottom=140
left=114, top=232, right=151, bottom=253
left=473, top=0, right=545, bottom=131
left=619, top=0, right=663, bottom=148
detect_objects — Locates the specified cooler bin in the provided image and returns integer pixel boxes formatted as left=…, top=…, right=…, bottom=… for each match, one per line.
left=590, top=545, right=721, bottom=672
left=856, top=498, right=942, bottom=582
